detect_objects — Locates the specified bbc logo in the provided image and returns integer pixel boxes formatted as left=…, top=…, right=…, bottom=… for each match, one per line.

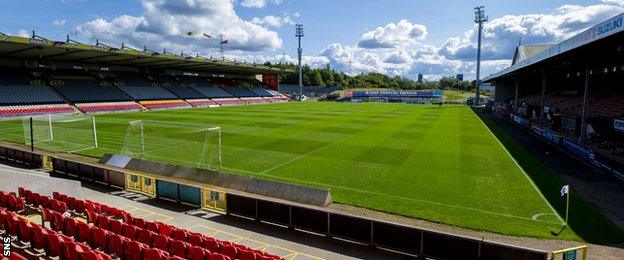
left=2, top=236, right=10, bottom=257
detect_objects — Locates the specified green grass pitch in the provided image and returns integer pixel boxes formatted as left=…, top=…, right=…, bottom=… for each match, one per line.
left=1, top=102, right=622, bottom=242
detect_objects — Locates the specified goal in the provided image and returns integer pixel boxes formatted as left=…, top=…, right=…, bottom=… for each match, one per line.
left=120, top=120, right=222, bottom=170
left=22, top=115, right=98, bottom=153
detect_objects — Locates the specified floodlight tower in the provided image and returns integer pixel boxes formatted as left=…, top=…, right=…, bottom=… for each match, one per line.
left=296, top=24, right=304, bottom=101
left=474, top=5, right=488, bottom=106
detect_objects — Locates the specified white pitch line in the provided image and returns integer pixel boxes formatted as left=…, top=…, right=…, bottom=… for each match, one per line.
left=473, top=111, right=566, bottom=225
left=226, top=167, right=560, bottom=225
left=259, top=135, right=353, bottom=175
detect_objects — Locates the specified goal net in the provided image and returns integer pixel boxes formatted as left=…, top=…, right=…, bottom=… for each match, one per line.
left=120, top=120, right=222, bottom=170
left=22, top=115, right=98, bottom=153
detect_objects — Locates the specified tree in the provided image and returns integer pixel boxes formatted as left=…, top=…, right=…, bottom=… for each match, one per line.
left=310, top=70, right=324, bottom=86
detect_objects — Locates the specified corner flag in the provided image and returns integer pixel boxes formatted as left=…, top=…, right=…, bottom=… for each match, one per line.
left=561, top=184, right=570, bottom=225
left=560, top=185, right=569, bottom=197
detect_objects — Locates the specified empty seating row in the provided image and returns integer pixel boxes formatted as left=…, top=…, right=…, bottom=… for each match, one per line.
left=0, top=104, right=74, bottom=117
left=54, top=79, right=131, bottom=102
left=186, top=99, right=220, bottom=107
left=223, top=87, right=258, bottom=98
left=163, top=85, right=206, bottom=99
left=0, top=207, right=112, bottom=260
left=49, top=190, right=283, bottom=260
left=75, top=101, right=142, bottom=113
left=0, top=85, right=66, bottom=105
left=192, top=87, right=235, bottom=98
left=1, top=189, right=112, bottom=260
left=140, top=100, right=190, bottom=109
left=118, top=86, right=179, bottom=100
left=249, top=88, right=274, bottom=97
left=211, top=98, right=246, bottom=106
left=240, top=97, right=270, bottom=104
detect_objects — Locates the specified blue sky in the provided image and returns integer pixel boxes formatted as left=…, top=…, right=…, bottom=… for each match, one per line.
left=1, top=0, right=623, bottom=80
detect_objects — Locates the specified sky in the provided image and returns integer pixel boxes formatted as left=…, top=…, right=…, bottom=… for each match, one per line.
left=1, top=0, right=624, bottom=80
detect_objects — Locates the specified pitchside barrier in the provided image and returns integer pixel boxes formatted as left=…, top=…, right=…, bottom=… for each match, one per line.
left=503, top=112, right=624, bottom=181
left=0, top=142, right=549, bottom=259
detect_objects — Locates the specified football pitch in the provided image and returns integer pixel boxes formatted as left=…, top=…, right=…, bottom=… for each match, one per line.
left=0, top=102, right=621, bottom=242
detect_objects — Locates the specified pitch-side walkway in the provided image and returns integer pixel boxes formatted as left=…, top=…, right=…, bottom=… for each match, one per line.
left=0, top=163, right=405, bottom=260
left=483, top=111, right=624, bottom=229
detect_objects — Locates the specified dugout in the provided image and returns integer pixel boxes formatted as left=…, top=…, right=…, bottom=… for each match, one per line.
left=486, top=13, right=624, bottom=177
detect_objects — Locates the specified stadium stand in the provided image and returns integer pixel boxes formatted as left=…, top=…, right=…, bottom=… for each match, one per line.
left=278, top=84, right=340, bottom=98
left=76, top=101, right=142, bottom=113
left=0, top=71, right=74, bottom=117
left=0, top=186, right=283, bottom=260
left=223, top=87, right=272, bottom=104
left=159, top=76, right=220, bottom=107
left=188, top=79, right=245, bottom=106
left=115, top=74, right=190, bottom=110
left=52, top=76, right=131, bottom=103
left=157, top=76, right=205, bottom=99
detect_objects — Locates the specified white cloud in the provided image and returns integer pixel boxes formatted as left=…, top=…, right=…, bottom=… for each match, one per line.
left=76, top=0, right=283, bottom=54
left=318, top=1, right=624, bottom=81
left=240, top=0, right=281, bottom=8
left=438, top=2, right=624, bottom=62
left=251, top=15, right=294, bottom=28
left=53, top=20, right=66, bottom=27
left=16, top=29, right=30, bottom=38
left=358, top=19, right=428, bottom=49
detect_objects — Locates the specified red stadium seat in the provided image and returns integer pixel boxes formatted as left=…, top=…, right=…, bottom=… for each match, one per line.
left=105, top=233, right=124, bottom=257
left=90, top=227, right=107, bottom=250
left=146, top=221, right=159, bottom=233
left=5, top=215, right=20, bottom=236
left=122, top=222, right=138, bottom=240
left=239, top=249, right=257, bottom=260
left=16, top=218, right=34, bottom=242
left=76, top=221, right=92, bottom=242
left=221, top=243, right=238, bottom=259
left=172, top=228, right=188, bottom=241
left=97, top=215, right=110, bottom=230
left=145, top=247, right=170, bottom=260
left=188, top=232, right=204, bottom=247
left=133, top=217, right=146, bottom=229
left=203, top=236, right=219, bottom=252
left=169, top=240, right=188, bottom=258
left=109, top=220, right=122, bottom=234
left=45, top=233, right=63, bottom=257
left=31, top=226, right=48, bottom=250
left=64, top=217, right=78, bottom=237
left=153, top=234, right=170, bottom=251
left=157, top=221, right=173, bottom=237
left=124, top=240, right=144, bottom=260
left=189, top=246, right=209, bottom=260
left=137, top=228, right=154, bottom=245
left=208, top=253, right=229, bottom=260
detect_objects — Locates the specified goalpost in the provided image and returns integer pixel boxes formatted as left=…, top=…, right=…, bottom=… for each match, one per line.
left=120, top=120, right=222, bottom=170
left=22, top=115, right=98, bottom=153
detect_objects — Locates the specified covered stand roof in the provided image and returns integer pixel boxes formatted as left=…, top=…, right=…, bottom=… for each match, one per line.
left=485, top=12, right=624, bottom=82
left=0, top=34, right=286, bottom=75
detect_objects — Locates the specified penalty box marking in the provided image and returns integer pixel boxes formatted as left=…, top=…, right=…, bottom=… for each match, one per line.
left=473, top=111, right=566, bottom=225
left=230, top=167, right=561, bottom=225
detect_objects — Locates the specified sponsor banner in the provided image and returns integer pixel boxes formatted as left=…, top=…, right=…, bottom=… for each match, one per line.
left=512, top=114, right=530, bottom=128
left=591, top=152, right=624, bottom=181
left=543, top=130, right=562, bottom=145
left=352, top=90, right=443, bottom=99
left=562, top=137, right=594, bottom=161
left=531, top=124, right=546, bottom=136
left=614, top=118, right=624, bottom=133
